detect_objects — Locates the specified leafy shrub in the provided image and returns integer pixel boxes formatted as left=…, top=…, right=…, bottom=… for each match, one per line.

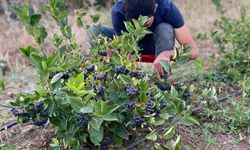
left=212, top=5, right=250, bottom=95
left=11, top=0, right=199, bottom=149
left=201, top=98, right=250, bottom=133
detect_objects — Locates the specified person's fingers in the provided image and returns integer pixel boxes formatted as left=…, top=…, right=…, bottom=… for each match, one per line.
left=156, top=65, right=162, bottom=79
left=158, top=64, right=164, bottom=76
left=154, top=63, right=161, bottom=79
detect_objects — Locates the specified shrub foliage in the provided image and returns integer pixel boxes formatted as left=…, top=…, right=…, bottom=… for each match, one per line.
left=11, top=0, right=199, bottom=149
left=212, top=6, right=250, bottom=95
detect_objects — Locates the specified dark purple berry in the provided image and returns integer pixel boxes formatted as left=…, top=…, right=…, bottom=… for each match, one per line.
left=98, top=51, right=108, bottom=56
left=11, top=108, right=31, bottom=117
left=145, top=100, right=154, bottom=110
left=151, top=109, right=160, bottom=117
left=174, top=83, right=182, bottom=91
left=133, top=116, right=145, bottom=125
left=11, top=108, right=19, bottom=116
left=86, top=65, right=95, bottom=72
left=31, top=102, right=44, bottom=114
left=33, top=117, right=48, bottom=126
left=183, top=92, right=191, bottom=100
left=129, top=71, right=146, bottom=79
left=84, top=73, right=89, bottom=79
left=163, top=83, right=171, bottom=91
left=97, top=86, right=105, bottom=96
left=115, top=66, right=130, bottom=75
left=155, top=82, right=171, bottom=91
left=125, top=85, right=140, bottom=99
left=94, top=73, right=108, bottom=80
left=127, top=102, right=136, bottom=110
left=145, top=100, right=155, bottom=114
left=138, top=72, right=146, bottom=79
left=76, top=113, right=92, bottom=127
left=161, top=74, right=168, bottom=80
left=101, top=135, right=112, bottom=150
left=129, top=70, right=139, bottom=77
left=61, top=73, right=71, bottom=80
left=10, top=13, right=17, bottom=20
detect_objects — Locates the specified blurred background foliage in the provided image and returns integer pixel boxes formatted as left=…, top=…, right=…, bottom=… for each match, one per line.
left=0, top=0, right=115, bottom=14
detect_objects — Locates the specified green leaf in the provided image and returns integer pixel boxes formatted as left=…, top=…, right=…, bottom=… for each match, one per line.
left=91, top=100, right=101, bottom=112
left=90, top=14, right=100, bottom=23
left=185, top=106, right=193, bottom=116
left=0, top=80, right=5, bottom=94
left=76, top=10, right=87, bottom=27
left=146, top=130, right=157, bottom=141
left=172, top=98, right=184, bottom=113
left=180, top=116, right=200, bottom=126
left=70, top=97, right=83, bottom=112
left=183, top=46, right=192, bottom=53
left=100, top=100, right=109, bottom=115
left=201, top=88, right=210, bottom=96
left=105, top=105, right=120, bottom=115
left=118, top=74, right=131, bottom=84
left=38, top=27, right=48, bottom=44
left=109, top=123, right=128, bottom=139
left=59, top=45, right=67, bottom=55
left=140, top=92, right=147, bottom=103
left=35, top=85, right=46, bottom=96
left=30, top=14, right=42, bottom=26
left=42, top=61, right=47, bottom=70
left=102, top=114, right=119, bottom=121
left=189, top=84, right=196, bottom=93
left=20, top=46, right=37, bottom=58
left=47, top=52, right=59, bottom=67
left=153, top=118, right=165, bottom=126
left=50, top=72, right=64, bottom=84
left=63, top=25, right=72, bottom=39
left=30, top=54, right=43, bottom=69
left=171, top=86, right=178, bottom=97
left=74, top=73, right=84, bottom=87
left=172, top=135, right=181, bottom=150
left=88, top=126, right=104, bottom=145
left=160, top=113, right=172, bottom=120
left=12, top=7, right=22, bottom=16
left=80, top=103, right=94, bottom=114
left=155, top=143, right=170, bottom=150
left=173, top=48, right=180, bottom=60
left=89, top=117, right=103, bottom=131
left=163, top=126, right=176, bottom=140
left=160, top=60, right=172, bottom=73
left=132, top=19, right=140, bottom=31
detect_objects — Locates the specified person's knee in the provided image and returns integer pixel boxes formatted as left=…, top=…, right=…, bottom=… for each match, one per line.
left=154, top=23, right=175, bottom=40
left=154, top=23, right=175, bottom=55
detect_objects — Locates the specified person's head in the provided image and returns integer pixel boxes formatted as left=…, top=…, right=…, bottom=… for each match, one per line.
left=123, top=0, right=157, bottom=21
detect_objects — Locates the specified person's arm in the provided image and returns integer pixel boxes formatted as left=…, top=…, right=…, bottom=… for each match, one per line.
left=175, top=25, right=200, bottom=58
left=111, top=9, right=126, bottom=36
left=153, top=1, right=199, bottom=77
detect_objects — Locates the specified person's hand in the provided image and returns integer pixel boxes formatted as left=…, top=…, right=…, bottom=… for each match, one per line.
left=188, top=48, right=200, bottom=59
left=153, top=51, right=174, bottom=78
left=145, top=16, right=154, bottom=28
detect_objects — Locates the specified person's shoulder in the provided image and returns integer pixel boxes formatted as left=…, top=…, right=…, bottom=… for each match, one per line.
left=156, top=0, right=173, bottom=8
left=112, top=0, right=124, bottom=14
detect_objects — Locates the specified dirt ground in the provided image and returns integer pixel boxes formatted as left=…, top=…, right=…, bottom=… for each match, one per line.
left=1, top=0, right=250, bottom=149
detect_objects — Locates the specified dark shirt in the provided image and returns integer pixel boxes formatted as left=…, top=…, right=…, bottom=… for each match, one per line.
left=111, top=0, right=185, bottom=35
